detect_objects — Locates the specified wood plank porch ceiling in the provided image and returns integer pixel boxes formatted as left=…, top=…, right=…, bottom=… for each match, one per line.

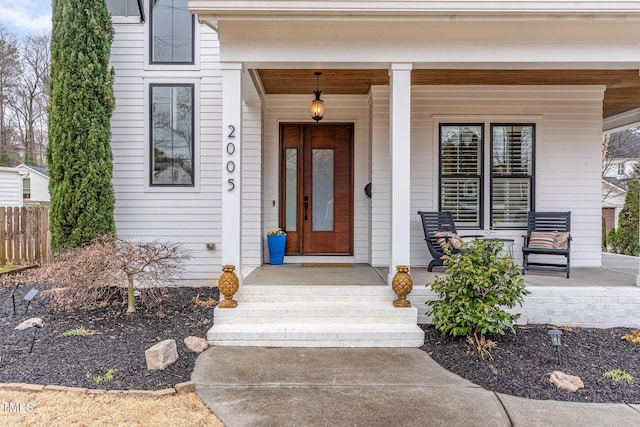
left=257, top=69, right=640, bottom=119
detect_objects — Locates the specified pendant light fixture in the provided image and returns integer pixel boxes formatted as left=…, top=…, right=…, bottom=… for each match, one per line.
left=310, top=71, right=325, bottom=123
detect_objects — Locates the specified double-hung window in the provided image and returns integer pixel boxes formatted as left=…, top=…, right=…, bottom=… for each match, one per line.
left=151, top=0, right=194, bottom=64
left=439, top=122, right=535, bottom=229
left=490, top=124, right=534, bottom=228
left=150, top=84, right=194, bottom=186
left=439, top=124, right=484, bottom=228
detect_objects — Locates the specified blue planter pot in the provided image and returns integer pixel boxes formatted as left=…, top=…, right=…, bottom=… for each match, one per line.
left=267, top=234, right=287, bottom=265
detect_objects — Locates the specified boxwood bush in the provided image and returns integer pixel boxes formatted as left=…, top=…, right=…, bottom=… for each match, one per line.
left=427, top=238, right=529, bottom=338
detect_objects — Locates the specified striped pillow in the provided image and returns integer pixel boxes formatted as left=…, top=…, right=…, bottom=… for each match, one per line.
left=528, top=231, right=557, bottom=249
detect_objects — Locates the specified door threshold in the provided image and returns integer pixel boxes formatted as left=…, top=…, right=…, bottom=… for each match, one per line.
left=284, top=255, right=355, bottom=264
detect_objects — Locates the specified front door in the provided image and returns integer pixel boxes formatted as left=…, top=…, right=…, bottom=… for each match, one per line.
left=280, top=123, right=353, bottom=255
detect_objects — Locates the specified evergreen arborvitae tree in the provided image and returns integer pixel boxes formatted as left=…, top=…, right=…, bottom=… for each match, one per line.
left=48, top=0, right=116, bottom=252
left=608, top=180, right=640, bottom=256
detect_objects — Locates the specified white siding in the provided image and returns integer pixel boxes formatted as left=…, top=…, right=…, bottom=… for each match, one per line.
left=263, top=94, right=370, bottom=263
left=110, top=18, right=239, bottom=286
left=398, top=85, right=603, bottom=269
left=0, top=168, right=22, bottom=207
left=370, top=87, right=391, bottom=266
left=16, top=166, right=50, bottom=202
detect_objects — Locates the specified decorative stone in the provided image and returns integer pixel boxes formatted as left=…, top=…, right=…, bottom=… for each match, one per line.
left=549, top=371, right=584, bottom=392
left=174, top=380, right=196, bottom=394
left=145, top=339, right=179, bottom=370
left=14, top=317, right=43, bottom=330
left=392, top=265, right=413, bottom=308
left=218, top=265, right=239, bottom=308
left=184, top=336, right=209, bottom=353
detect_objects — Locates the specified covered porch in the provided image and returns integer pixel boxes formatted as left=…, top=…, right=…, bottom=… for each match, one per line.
left=190, top=1, right=640, bottom=346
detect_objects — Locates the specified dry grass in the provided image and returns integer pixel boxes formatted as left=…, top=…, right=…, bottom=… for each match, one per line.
left=0, top=390, right=223, bottom=427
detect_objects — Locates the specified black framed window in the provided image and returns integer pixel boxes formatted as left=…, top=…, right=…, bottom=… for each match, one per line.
left=439, top=124, right=483, bottom=228
left=151, top=0, right=194, bottom=64
left=150, top=84, right=194, bottom=186
left=490, top=124, right=535, bottom=228
left=106, top=0, right=143, bottom=18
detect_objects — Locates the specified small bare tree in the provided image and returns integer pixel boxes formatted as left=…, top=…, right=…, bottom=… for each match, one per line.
left=37, top=235, right=190, bottom=313
left=112, top=236, right=190, bottom=313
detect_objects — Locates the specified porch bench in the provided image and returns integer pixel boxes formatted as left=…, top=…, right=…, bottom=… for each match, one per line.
left=522, top=211, right=571, bottom=278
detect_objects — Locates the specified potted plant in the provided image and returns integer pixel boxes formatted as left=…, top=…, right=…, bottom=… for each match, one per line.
left=267, top=228, right=287, bottom=265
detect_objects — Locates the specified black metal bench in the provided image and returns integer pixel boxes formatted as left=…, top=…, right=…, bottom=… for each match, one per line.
left=417, top=211, right=482, bottom=271
left=522, top=211, right=571, bottom=278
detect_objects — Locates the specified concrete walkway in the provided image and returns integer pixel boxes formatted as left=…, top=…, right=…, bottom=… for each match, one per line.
left=193, top=347, right=640, bottom=427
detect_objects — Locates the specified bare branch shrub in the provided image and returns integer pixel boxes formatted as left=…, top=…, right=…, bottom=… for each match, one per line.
left=35, top=234, right=190, bottom=313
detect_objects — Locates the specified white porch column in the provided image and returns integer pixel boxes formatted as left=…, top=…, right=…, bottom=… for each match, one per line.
left=388, top=63, right=412, bottom=283
left=221, top=63, right=243, bottom=280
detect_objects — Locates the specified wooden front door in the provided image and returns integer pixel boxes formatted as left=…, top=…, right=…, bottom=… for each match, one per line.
left=280, top=123, right=354, bottom=255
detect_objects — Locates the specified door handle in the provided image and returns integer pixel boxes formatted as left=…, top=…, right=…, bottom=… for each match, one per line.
left=304, top=196, right=309, bottom=220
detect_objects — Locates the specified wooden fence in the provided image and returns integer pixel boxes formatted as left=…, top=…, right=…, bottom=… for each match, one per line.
left=0, top=205, right=51, bottom=266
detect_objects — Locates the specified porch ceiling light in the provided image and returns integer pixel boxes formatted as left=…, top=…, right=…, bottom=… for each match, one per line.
left=310, top=71, right=325, bottom=123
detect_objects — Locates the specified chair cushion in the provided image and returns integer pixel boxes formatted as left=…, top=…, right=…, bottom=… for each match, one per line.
left=553, top=232, right=570, bottom=249
left=434, top=231, right=464, bottom=250
left=528, top=231, right=557, bottom=249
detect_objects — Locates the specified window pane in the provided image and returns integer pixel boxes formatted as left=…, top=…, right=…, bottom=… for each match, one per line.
left=492, top=125, right=533, bottom=176
left=491, top=124, right=534, bottom=228
left=152, top=0, right=193, bottom=63
left=312, top=149, right=334, bottom=231
left=106, top=0, right=141, bottom=17
left=441, top=178, right=480, bottom=228
left=440, top=124, right=483, bottom=228
left=492, top=178, right=530, bottom=227
left=285, top=148, right=297, bottom=232
left=151, top=85, right=194, bottom=185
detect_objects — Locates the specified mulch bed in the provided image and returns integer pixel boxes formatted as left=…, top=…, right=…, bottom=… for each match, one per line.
left=421, top=324, right=640, bottom=403
left=1, top=281, right=216, bottom=390
left=3, top=278, right=640, bottom=402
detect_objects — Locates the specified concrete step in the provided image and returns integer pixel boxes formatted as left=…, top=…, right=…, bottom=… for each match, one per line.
left=213, top=302, right=417, bottom=325
left=235, top=285, right=396, bottom=303
left=209, top=284, right=425, bottom=347
left=207, top=323, right=425, bottom=347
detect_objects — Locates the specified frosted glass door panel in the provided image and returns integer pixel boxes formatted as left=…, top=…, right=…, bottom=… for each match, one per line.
left=312, top=149, right=334, bottom=231
left=285, top=148, right=297, bottom=231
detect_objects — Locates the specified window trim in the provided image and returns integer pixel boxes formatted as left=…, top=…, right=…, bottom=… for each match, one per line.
left=146, top=81, right=199, bottom=191
left=438, top=123, right=485, bottom=229
left=149, top=0, right=195, bottom=65
left=489, top=123, right=536, bottom=230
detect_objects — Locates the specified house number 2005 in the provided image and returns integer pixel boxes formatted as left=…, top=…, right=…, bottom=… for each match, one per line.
left=226, top=125, right=236, bottom=191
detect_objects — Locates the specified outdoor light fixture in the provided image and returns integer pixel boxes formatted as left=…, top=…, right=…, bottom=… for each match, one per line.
left=548, top=329, right=563, bottom=366
left=310, top=71, right=325, bottom=123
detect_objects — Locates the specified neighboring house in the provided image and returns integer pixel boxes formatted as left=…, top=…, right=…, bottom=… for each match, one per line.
left=602, top=129, right=640, bottom=235
left=15, top=164, right=50, bottom=204
left=602, top=177, right=627, bottom=237
left=0, top=167, right=24, bottom=207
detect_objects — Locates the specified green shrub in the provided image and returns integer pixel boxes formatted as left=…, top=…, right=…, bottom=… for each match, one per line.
left=427, top=238, right=529, bottom=338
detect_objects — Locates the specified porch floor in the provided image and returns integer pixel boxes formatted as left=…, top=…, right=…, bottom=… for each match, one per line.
left=245, top=253, right=638, bottom=288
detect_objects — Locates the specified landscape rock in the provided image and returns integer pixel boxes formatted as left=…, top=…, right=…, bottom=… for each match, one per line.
left=549, top=371, right=584, bottom=392
left=174, top=380, right=196, bottom=394
left=145, top=339, right=178, bottom=370
left=184, top=336, right=208, bottom=353
left=14, top=317, right=43, bottom=330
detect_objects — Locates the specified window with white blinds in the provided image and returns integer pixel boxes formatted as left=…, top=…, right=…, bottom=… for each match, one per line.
left=490, top=124, right=534, bottom=228
left=439, top=124, right=483, bottom=228
left=438, top=123, right=535, bottom=229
